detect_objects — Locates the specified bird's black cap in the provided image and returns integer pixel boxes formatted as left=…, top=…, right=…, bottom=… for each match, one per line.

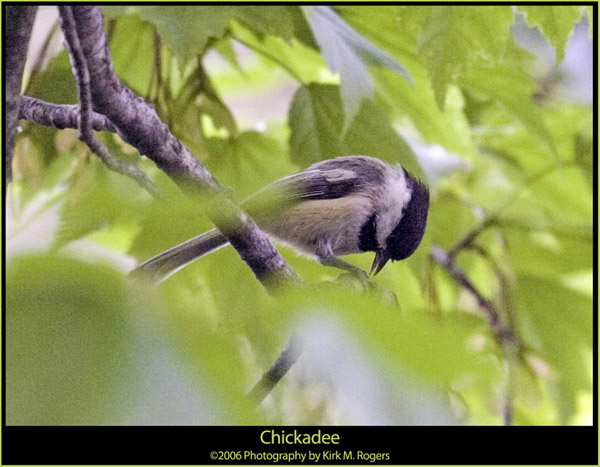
left=386, top=172, right=430, bottom=261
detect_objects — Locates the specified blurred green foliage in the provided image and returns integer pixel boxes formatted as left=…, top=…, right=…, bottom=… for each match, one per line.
left=7, top=5, right=593, bottom=425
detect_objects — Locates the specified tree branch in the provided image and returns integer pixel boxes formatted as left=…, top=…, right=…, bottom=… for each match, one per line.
left=58, top=6, right=159, bottom=198
left=66, top=6, right=299, bottom=290
left=431, top=245, right=516, bottom=346
left=70, top=6, right=218, bottom=188
left=448, top=163, right=568, bottom=258
left=432, top=244, right=520, bottom=426
left=248, top=336, right=302, bottom=404
left=19, top=95, right=117, bottom=133
left=5, top=5, right=37, bottom=192
left=448, top=218, right=496, bottom=258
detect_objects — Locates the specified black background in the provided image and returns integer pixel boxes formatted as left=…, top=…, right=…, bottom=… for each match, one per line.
left=2, top=425, right=598, bottom=465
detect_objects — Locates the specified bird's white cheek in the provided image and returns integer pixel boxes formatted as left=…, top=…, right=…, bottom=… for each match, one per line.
left=377, top=171, right=412, bottom=246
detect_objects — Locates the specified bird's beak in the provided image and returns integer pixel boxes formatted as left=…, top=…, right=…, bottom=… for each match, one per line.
left=370, top=250, right=389, bottom=275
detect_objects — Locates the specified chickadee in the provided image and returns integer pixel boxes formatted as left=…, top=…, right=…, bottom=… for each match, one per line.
left=134, top=156, right=430, bottom=283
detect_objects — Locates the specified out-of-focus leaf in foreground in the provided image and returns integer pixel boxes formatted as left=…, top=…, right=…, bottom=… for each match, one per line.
left=6, top=254, right=260, bottom=425
left=7, top=255, right=132, bottom=424
left=262, top=285, right=502, bottom=424
left=515, top=276, right=592, bottom=424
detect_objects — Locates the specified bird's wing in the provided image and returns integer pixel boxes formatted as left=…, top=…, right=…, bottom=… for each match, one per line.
left=242, top=167, right=362, bottom=217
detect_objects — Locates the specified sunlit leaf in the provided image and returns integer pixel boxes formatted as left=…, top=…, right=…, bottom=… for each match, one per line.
left=230, top=21, right=330, bottom=85
left=302, top=5, right=411, bottom=126
left=105, top=6, right=297, bottom=62
left=516, top=5, right=583, bottom=63
left=416, top=6, right=513, bottom=109
left=109, top=13, right=154, bottom=95
left=212, top=36, right=244, bottom=74
left=268, top=287, right=501, bottom=397
left=53, top=154, right=150, bottom=250
left=6, top=253, right=261, bottom=425
left=464, top=60, right=557, bottom=158
left=505, top=228, right=592, bottom=281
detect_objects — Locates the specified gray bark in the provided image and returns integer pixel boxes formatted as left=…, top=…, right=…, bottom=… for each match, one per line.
left=65, top=6, right=299, bottom=289
left=5, top=6, right=37, bottom=191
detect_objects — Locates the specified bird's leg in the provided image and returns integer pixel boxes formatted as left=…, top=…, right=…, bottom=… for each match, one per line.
left=314, top=239, right=397, bottom=304
left=315, top=238, right=370, bottom=285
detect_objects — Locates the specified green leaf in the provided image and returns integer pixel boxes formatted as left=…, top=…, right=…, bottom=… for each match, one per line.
left=230, top=20, right=330, bottom=85
left=270, top=287, right=501, bottom=395
left=234, top=5, right=297, bottom=40
left=464, top=60, right=557, bottom=158
left=575, top=131, right=593, bottom=188
left=128, top=183, right=210, bottom=261
left=106, top=6, right=297, bottom=62
left=301, top=6, right=411, bottom=126
left=288, top=84, right=419, bottom=174
left=517, top=6, right=583, bottom=63
left=138, top=7, right=232, bottom=59
left=26, top=50, right=77, bottom=104
left=288, top=84, right=347, bottom=165
left=212, top=37, right=244, bottom=75
left=6, top=254, right=261, bottom=424
left=6, top=255, right=131, bottom=424
left=206, top=130, right=297, bottom=200
left=374, top=70, right=479, bottom=162
left=506, top=228, right=592, bottom=282
left=416, top=6, right=513, bottom=109
left=171, top=60, right=238, bottom=140
left=343, top=99, right=422, bottom=178
left=489, top=164, right=592, bottom=231
left=515, top=276, right=592, bottom=423
left=109, top=13, right=154, bottom=95
left=527, top=167, right=592, bottom=224
left=54, top=154, right=149, bottom=250
left=428, top=196, right=478, bottom=251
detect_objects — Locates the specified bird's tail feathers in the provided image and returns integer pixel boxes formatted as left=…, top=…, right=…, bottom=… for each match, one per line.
left=131, top=229, right=228, bottom=283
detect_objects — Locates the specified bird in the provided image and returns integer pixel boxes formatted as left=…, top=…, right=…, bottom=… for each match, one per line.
left=133, top=155, right=430, bottom=283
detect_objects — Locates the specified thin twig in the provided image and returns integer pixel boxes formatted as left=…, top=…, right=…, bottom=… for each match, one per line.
left=58, top=6, right=160, bottom=198
left=432, top=245, right=519, bottom=424
left=24, top=20, right=60, bottom=95
left=19, top=96, right=117, bottom=133
left=448, top=218, right=496, bottom=257
left=248, top=336, right=302, bottom=405
left=431, top=245, right=516, bottom=346
left=232, top=35, right=304, bottom=83
left=448, top=163, right=570, bottom=257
